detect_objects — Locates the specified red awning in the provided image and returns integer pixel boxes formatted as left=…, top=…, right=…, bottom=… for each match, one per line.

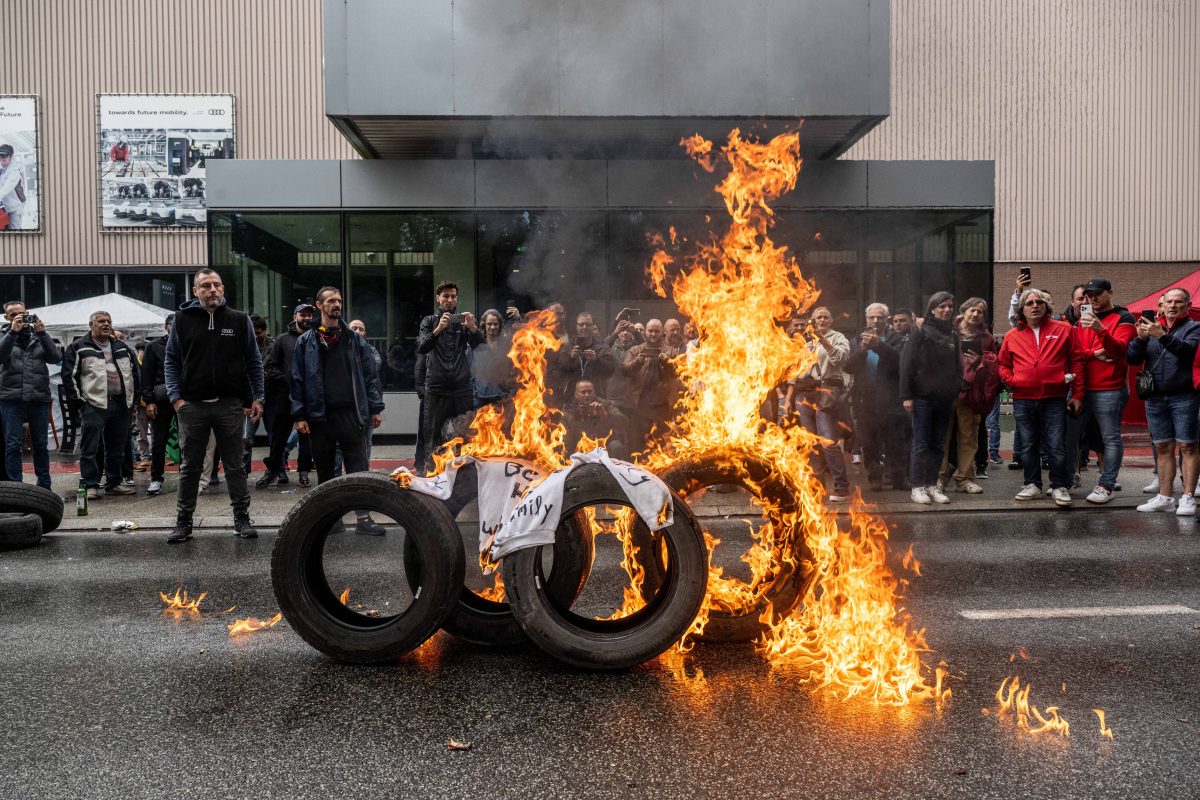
left=1123, top=269, right=1200, bottom=320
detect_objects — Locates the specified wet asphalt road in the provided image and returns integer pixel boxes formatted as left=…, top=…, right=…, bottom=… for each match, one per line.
left=2, top=509, right=1198, bottom=800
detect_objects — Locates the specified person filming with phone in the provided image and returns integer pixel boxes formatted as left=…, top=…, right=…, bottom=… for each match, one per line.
left=416, top=281, right=482, bottom=471
left=0, top=301, right=60, bottom=488
left=1127, top=287, right=1200, bottom=515
left=1064, top=277, right=1137, bottom=505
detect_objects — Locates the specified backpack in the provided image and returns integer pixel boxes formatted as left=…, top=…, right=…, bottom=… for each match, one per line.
left=960, top=351, right=1000, bottom=414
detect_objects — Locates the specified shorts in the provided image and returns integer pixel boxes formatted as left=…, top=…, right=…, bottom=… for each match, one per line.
left=1144, top=392, right=1200, bottom=445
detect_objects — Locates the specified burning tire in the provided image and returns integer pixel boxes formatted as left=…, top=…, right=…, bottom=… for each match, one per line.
left=0, top=512, right=43, bottom=550
left=650, top=448, right=814, bottom=643
left=0, top=482, right=64, bottom=534
left=402, top=461, right=594, bottom=647
left=271, top=474, right=465, bottom=663
left=501, top=463, right=707, bottom=670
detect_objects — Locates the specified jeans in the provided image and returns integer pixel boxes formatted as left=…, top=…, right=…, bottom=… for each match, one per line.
left=858, top=403, right=909, bottom=486
left=310, top=408, right=368, bottom=484
left=909, top=398, right=954, bottom=488
left=80, top=400, right=131, bottom=490
left=243, top=402, right=274, bottom=474
left=0, top=400, right=52, bottom=488
left=149, top=400, right=176, bottom=482
left=175, top=398, right=251, bottom=520
left=1014, top=398, right=1069, bottom=489
left=986, top=394, right=1001, bottom=459
left=1064, top=388, right=1128, bottom=489
left=797, top=395, right=849, bottom=494
left=1145, top=392, right=1200, bottom=445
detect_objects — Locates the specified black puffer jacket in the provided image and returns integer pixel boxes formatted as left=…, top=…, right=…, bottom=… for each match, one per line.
left=899, top=314, right=962, bottom=403
left=0, top=324, right=61, bottom=403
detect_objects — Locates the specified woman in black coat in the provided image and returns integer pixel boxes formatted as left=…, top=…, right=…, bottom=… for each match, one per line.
left=899, top=291, right=961, bottom=505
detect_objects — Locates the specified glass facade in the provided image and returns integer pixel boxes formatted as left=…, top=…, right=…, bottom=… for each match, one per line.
left=210, top=209, right=993, bottom=391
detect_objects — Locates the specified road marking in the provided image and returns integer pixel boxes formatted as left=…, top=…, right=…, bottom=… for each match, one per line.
left=959, top=604, right=1199, bottom=620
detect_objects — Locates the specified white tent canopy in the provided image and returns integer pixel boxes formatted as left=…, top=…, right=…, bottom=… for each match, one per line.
left=28, top=292, right=174, bottom=338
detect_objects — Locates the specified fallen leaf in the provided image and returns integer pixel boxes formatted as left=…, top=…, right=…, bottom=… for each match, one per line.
left=448, top=738, right=472, bottom=751
left=954, top=769, right=967, bottom=776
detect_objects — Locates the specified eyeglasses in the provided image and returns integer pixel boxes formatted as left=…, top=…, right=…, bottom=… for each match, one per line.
left=1023, top=300, right=1046, bottom=307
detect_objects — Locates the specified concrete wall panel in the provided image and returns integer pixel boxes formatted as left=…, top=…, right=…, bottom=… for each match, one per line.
left=559, top=0, right=663, bottom=116
left=662, top=0, right=769, bottom=116
left=452, top=0, right=561, bottom=115
left=341, top=160, right=475, bottom=208
left=475, top=161, right=607, bottom=208
left=207, top=161, right=342, bottom=209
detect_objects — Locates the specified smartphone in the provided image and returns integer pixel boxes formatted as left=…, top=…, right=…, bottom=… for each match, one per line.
left=641, top=346, right=661, bottom=358
left=1019, top=266, right=1032, bottom=281
left=504, top=299, right=517, bottom=312
left=1141, top=309, right=1156, bottom=321
left=963, top=340, right=982, bottom=356
left=627, top=308, right=642, bottom=321
left=448, top=312, right=465, bottom=324
left=1080, top=303, right=1093, bottom=318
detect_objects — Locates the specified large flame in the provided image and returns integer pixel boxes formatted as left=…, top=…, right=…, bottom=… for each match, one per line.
left=639, top=128, right=943, bottom=705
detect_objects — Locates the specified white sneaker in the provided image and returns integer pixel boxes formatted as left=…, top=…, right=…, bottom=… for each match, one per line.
left=1142, top=478, right=1160, bottom=494
left=1015, top=484, right=1043, bottom=500
left=957, top=481, right=984, bottom=494
left=828, top=494, right=850, bottom=503
left=147, top=480, right=163, bottom=496
left=928, top=485, right=950, bottom=504
left=851, top=453, right=863, bottom=465
left=1176, top=494, right=1196, bottom=516
left=1085, top=485, right=1113, bottom=504
left=1051, top=487, right=1072, bottom=506
left=911, top=487, right=932, bottom=505
left=1137, top=494, right=1176, bottom=513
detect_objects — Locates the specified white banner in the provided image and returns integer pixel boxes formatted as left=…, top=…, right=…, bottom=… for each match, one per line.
left=0, top=96, right=40, bottom=232
left=98, top=94, right=234, bottom=231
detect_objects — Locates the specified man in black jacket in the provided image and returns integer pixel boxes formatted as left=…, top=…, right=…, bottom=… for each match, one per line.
left=164, top=269, right=264, bottom=543
left=549, top=311, right=617, bottom=406
left=140, top=314, right=174, bottom=495
left=846, top=302, right=909, bottom=491
left=0, top=301, right=61, bottom=488
left=62, top=310, right=139, bottom=498
left=258, top=303, right=314, bottom=488
left=416, top=281, right=482, bottom=471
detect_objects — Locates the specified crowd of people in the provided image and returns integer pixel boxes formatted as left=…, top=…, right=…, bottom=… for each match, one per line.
left=1, top=269, right=1196, bottom=536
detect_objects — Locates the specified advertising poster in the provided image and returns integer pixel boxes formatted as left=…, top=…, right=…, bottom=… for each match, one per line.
left=0, top=95, right=41, bottom=232
left=98, top=94, right=234, bottom=230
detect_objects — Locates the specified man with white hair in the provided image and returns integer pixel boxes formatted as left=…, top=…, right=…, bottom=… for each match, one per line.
left=846, top=302, right=909, bottom=491
left=0, top=144, right=29, bottom=229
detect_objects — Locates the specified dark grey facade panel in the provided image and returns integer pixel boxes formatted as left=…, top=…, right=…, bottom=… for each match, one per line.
left=868, top=0, right=891, bottom=115
left=475, top=160, right=608, bottom=207
left=767, top=0, right=871, bottom=115
left=208, top=158, right=993, bottom=211
left=341, top=160, right=475, bottom=208
left=865, top=161, right=995, bottom=208
left=452, top=0, right=561, bottom=116
left=323, top=0, right=349, bottom=116
left=347, top=0, right=455, bottom=115
left=662, top=0, right=769, bottom=116
left=559, top=0, right=664, bottom=116
left=206, top=160, right=342, bottom=208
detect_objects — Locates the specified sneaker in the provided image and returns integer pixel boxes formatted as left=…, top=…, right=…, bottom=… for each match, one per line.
left=255, top=471, right=278, bottom=489
left=355, top=517, right=387, bottom=536
left=122, top=477, right=136, bottom=487
left=147, top=480, right=163, bottom=496
left=827, top=494, right=850, bottom=503
left=298, top=471, right=310, bottom=487
left=989, top=454, right=1003, bottom=465
left=928, top=485, right=950, bottom=504
left=910, top=487, right=932, bottom=505
left=167, top=519, right=193, bottom=544
left=233, top=514, right=259, bottom=539
left=1176, top=494, right=1196, bottom=516
left=975, top=471, right=989, bottom=480
left=277, top=470, right=290, bottom=485
left=956, top=481, right=984, bottom=494
left=1086, top=485, right=1113, bottom=504
left=1137, top=494, right=1176, bottom=513
left=1051, top=487, right=1072, bottom=506
left=106, top=483, right=135, bottom=496
left=1142, top=478, right=1160, bottom=494
left=1008, top=460, right=1022, bottom=470
left=1015, top=484, right=1042, bottom=500
left=1113, top=483, right=1122, bottom=492
left=1072, top=472, right=1082, bottom=489
left=86, top=487, right=101, bottom=500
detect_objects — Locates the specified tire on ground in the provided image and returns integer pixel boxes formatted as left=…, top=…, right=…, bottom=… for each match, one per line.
left=0, top=482, right=64, bottom=534
left=402, top=461, right=595, bottom=647
left=502, top=463, right=707, bottom=670
left=649, top=447, right=814, bottom=643
left=271, top=473, right=465, bottom=663
left=0, top=511, right=44, bottom=550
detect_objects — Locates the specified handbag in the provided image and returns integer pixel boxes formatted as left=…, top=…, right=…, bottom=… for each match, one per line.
left=1135, top=347, right=1168, bottom=400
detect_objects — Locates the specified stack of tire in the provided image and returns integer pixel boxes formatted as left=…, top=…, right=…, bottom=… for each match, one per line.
left=271, top=449, right=808, bottom=669
left=0, top=484, right=65, bottom=550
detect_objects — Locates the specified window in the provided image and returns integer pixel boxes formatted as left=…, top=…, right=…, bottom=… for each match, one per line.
left=119, top=274, right=186, bottom=310
left=49, top=273, right=109, bottom=304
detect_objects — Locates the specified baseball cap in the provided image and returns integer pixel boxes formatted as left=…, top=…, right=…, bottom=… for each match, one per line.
left=1082, top=277, right=1112, bottom=294
left=0, top=144, right=13, bottom=157
left=293, top=303, right=314, bottom=315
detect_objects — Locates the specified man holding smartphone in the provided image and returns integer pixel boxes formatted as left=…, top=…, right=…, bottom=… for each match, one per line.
left=0, top=302, right=60, bottom=488
left=1127, top=287, right=1200, bottom=514
left=416, top=281, right=482, bottom=471
left=1067, top=277, right=1137, bottom=505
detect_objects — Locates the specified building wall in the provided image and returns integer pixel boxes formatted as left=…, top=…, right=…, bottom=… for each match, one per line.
left=0, top=0, right=356, bottom=270
left=847, top=0, right=1200, bottom=265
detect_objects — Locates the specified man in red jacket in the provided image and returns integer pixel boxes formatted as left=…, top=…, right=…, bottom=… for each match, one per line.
left=1064, top=277, right=1137, bottom=504
left=998, top=288, right=1086, bottom=507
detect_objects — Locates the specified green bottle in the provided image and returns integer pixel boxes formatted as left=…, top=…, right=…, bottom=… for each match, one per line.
left=76, top=480, right=88, bottom=516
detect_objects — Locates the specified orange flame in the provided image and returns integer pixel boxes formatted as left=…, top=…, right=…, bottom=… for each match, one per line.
left=159, top=588, right=206, bottom=614
left=1093, top=708, right=1114, bottom=739
left=995, top=676, right=1071, bottom=736
left=339, top=587, right=350, bottom=605
left=228, top=612, right=283, bottom=636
